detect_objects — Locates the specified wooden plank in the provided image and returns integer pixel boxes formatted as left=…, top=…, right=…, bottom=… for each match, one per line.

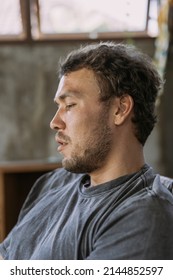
left=0, top=160, right=61, bottom=173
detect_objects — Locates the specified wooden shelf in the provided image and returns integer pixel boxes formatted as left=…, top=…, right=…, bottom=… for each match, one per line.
left=0, top=160, right=61, bottom=242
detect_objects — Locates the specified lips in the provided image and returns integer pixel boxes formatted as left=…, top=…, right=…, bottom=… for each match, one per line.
left=55, top=135, right=69, bottom=152
left=58, top=143, right=67, bottom=152
left=57, top=141, right=68, bottom=151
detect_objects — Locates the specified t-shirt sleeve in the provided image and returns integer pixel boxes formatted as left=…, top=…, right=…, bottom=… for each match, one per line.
left=0, top=170, right=57, bottom=259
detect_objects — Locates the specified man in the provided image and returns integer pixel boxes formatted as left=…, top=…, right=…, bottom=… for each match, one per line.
left=0, top=42, right=173, bottom=259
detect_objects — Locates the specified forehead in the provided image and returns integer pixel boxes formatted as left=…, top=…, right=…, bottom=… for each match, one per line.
left=55, top=68, right=100, bottom=99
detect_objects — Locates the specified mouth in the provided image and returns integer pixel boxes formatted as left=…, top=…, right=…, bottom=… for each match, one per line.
left=55, top=136, right=69, bottom=152
left=57, top=141, right=68, bottom=152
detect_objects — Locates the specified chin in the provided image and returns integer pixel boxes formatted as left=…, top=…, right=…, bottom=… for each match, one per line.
left=62, top=158, right=81, bottom=173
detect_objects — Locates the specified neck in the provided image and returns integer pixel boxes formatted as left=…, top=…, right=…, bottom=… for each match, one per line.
left=89, top=143, right=145, bottom=186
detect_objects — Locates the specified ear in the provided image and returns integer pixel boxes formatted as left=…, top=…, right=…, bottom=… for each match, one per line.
left=114, top=95, right=134, bottom=125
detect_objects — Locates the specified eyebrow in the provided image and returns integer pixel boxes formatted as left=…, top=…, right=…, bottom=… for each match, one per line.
left=59, top=93, right=75, bottom=100
left=54, top=91, right=80, bottom=103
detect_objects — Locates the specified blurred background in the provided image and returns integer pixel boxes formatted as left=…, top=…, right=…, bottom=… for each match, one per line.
left=0, top=0, right=173, bottom=177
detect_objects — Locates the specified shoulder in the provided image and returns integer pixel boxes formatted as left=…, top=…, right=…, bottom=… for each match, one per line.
left=132, top=170, right=173, bottom=206
left=18, top=168, right=84, bottom=220
left=113, top=171, right=173, bottom=221
left=150, top=174, right=173, bottom=205
left=106, top=173, right=173, bottom=239
left=160, top=175, right=173, bottom=194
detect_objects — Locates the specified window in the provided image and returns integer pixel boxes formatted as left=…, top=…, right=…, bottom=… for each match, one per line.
left=0, top=0, right=23, bottom=39
left=0, top=0, right=159, bottom=42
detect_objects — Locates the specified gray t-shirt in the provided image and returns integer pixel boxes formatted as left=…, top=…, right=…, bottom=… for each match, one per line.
left=0, top=164, right=173, bottom=260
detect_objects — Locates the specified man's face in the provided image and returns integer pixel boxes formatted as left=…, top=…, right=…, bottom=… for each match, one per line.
left=50, top=68, right=114, bottom=174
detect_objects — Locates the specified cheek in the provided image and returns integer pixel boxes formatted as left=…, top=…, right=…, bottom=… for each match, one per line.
left=66, top=110, right=91, bottom=131
left=65, top=117, right=88, bottom=142
left=65, top=106, right=103, bottom=139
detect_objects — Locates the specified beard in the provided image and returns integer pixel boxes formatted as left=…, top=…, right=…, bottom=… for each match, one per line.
left=61, top=110, right=113, bottom=174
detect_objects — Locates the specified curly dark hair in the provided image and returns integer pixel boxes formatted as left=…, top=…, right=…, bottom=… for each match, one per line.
left=59, top=42, right=163, bottom=145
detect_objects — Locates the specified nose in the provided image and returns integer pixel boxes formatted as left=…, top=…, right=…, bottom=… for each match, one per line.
left=50, top=111, right=65, bottom=131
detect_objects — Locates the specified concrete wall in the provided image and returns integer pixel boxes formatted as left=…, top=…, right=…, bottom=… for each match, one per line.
left=0, top=39, right=171, bottom=175
left=0, top=43, right=79, bottom=162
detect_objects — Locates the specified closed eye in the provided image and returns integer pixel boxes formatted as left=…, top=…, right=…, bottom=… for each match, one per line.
left=66, top=104, right=76, bottom=111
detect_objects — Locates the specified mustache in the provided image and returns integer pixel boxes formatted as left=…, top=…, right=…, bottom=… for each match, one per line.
left=56, top=132, right=71, bottom=143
